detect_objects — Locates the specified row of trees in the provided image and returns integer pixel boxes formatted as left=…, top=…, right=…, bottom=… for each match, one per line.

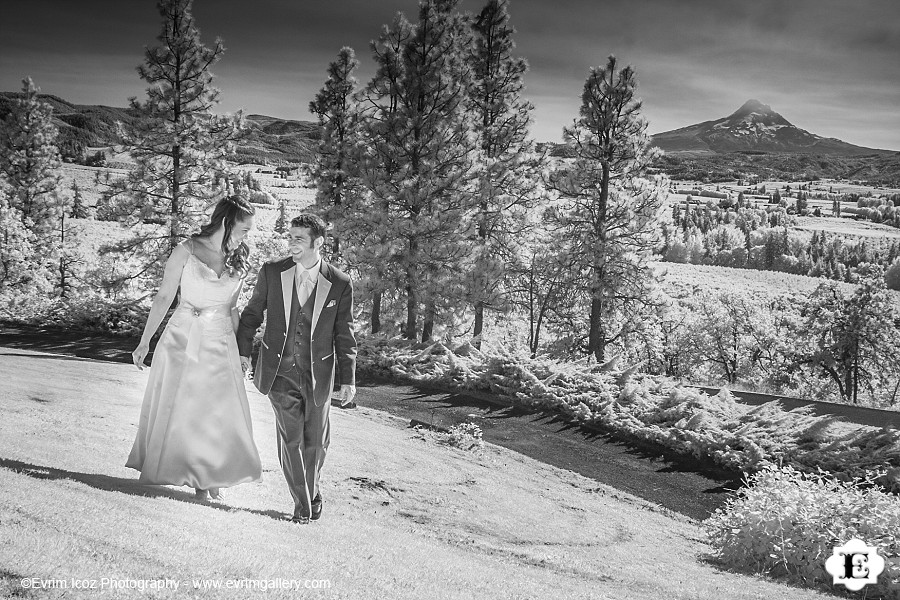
left=0, top=0, right=663, bottom=365
left=1, top=0, right=248, bottom=307
left=309, top=0, right=666, bottom=360
left=639, top=266, right=900, bottom=406
left=665, top=208, right=900, bottom=286
left=10, top=0, right=897, bottom=405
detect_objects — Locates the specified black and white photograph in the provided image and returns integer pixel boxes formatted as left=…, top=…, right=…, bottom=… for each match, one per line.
left=1, top=0, right=899, bottom=598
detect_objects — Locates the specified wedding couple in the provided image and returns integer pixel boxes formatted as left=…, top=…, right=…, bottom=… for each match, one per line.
left=125, top=196, right=357, bottom=525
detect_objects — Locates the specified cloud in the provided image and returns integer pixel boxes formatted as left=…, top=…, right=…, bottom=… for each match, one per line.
left=1, top=0, right=898, bottom=149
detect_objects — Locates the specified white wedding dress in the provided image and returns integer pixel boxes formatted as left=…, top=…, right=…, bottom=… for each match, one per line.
left=126, top=244, right=262, bottom=489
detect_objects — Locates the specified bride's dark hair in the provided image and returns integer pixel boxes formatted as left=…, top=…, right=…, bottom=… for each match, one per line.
left=192, top=195, right=255, bottom=275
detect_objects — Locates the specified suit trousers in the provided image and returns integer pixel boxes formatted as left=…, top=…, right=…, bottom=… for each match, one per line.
left=268, top=363, right=331, bottom=517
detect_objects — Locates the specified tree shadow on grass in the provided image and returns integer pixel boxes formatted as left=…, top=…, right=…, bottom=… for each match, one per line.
left=387, top=381, right=746, bottom=516
left=0, top=457, right=288, bottom=521
left=403, top=382, right=744, bottom=478
left=0, top=351, right=105, bottom=363
left=0, top=323, right=153, bottom=364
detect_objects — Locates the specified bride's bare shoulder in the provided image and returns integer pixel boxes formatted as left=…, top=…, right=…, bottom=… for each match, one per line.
left=167, top=240, right=193, bottom=265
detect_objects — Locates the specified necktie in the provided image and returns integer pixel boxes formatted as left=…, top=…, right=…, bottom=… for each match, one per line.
left=297, top=269, right=315, bottom=307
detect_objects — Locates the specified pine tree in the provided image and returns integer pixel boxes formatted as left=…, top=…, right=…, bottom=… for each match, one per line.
left=466, top=0, right=543, bottom=348
left=274, top=196, right=288, bottom=234
left=0, top=77, right=63, bottom=289
left=548, top=56, right=665, bottom=362
left=105, top=0, right=243, bottom=284
left=342, top=14, right=415, bottom=334
left=54, top=192, right=78, bottom=298
left=70, top=179, right=89, bottom=218
left=672, top=203, right=682, bottom=227
left=358, top=0, right=476, bottom=341
left=0, top=177, right=33, bottom=289
left=309, top=46, right=362, bottom=261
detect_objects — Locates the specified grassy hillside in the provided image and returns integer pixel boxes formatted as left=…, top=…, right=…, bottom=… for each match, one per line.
left=0, top=349, right=838, bottom=599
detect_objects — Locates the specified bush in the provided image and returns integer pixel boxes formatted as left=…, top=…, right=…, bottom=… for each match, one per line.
left=664, top=240, right=689, bottom=263
left=886, top=258, right=900, bottom=291
left=706, top=465, right=900, bottom=599
left=442, top=422, right=484, bottom=451
left=42, top=295, right=149, bottom=336
left=355, top=336, right=900, bottom=484
left=0, top=291, right=149, bottom=336
left=248, top=189, right=276, bottom=205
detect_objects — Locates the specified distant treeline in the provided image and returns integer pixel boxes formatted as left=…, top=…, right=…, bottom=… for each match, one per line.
left=653, top=151, right=900, bottom=187
left=662, top=204, right=900, bottom=286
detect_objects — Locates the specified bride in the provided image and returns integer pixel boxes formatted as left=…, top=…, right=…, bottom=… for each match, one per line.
left=127, top=195, right=262, bottom=500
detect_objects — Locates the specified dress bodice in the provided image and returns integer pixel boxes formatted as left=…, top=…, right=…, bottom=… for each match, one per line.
left=171, top=249, right=243, bottom=361
left=179, top=252, right=242, bottom=309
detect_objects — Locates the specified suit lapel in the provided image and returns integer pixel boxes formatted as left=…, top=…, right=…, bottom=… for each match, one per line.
left=311, top=261, right=332, bottom=334
left=280, top=262, right=296, bottom=331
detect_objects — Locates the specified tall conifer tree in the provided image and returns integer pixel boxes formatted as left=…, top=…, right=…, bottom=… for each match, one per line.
left=0, top=77, right=62, bottom=289
left=550, top=56, right=666, bottom=362
left=467, top=0, right=543, bottom=348
left=359, top=0, right=476, bottom=341
left=106, top=0, right=242, bottom=284
left=346, top=15, right=414, bottom=334
left=309, top=47, right=361, bottom=262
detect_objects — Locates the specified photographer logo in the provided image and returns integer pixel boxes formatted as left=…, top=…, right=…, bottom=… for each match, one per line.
left=825, top=539, right=885, bottom=592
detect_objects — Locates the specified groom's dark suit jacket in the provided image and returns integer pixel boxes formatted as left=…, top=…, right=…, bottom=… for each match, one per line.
left=237, top=257, right=356, bottom=405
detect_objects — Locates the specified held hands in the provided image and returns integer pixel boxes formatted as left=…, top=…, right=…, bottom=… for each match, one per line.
left=240, top=356, right=252, bottom=373
left=132, top=341, right=150, bottom=370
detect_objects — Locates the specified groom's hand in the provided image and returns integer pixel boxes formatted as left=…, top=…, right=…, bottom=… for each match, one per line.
left=240, top=356, right=251, bottom=373
left=337, top=385, right=357, bottom=407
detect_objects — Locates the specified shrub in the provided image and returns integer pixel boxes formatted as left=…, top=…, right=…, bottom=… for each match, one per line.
left=885, top=258, right=900, bottom=291
left=43, top=294, right=149, bottom=336
left=354, top=336, right=900, bottom=483
left=664, top=239, right=689, bottom=263
left=443, top=422, right=484, bottom=451
left=706, top=465, right=900, bottom=599
left=248, top=189, right=275, bottom=205
left=0, top=291, right=149, bottom=336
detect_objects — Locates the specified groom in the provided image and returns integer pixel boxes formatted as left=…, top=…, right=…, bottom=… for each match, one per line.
left=237, top=213, right=357, bottom=524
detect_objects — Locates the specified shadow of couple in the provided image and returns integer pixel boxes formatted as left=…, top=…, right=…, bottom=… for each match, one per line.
left=0, top=456, right=287, bottom=521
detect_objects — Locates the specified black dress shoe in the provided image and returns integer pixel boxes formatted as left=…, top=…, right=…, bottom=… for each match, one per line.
left=311, top=494, right=323, bottom=521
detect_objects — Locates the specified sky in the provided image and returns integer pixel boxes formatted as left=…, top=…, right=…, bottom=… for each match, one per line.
left=1, top=0, right=899, bottom=150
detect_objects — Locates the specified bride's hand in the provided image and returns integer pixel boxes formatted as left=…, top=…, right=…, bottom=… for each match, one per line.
left=132, top=342, right=150, bottom=370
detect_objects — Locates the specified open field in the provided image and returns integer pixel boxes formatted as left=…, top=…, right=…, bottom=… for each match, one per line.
left=792, top=215, right=900, bottom=238
left=53, top=163, right=317, bottom=212
left=57, top=163, right=128, bottom=207
left=655, top=260, right=859, bottom=299
left=0, top=348, right=838, bottom=599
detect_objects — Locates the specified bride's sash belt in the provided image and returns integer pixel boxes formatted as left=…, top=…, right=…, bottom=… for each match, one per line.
left=174, top=302, right=233, bottom=362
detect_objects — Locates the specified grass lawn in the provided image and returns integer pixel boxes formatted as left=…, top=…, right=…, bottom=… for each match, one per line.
left=0, top=348, right=837, bottom=599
